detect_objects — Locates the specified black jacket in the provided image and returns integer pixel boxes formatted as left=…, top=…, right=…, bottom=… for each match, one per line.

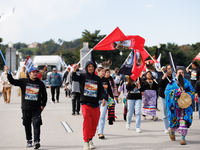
left=72, top=61, right=106, bottom=106
left=101, top=77, right=114, bottom=101
left=126, top=82, right=142, bottom=100
left=188, top=67, right=200, bottom=87
left=158, top=75, right=173, bottom=98
left=7, top=74, right=47, bottom=111
left=141, top=80, right=158, bottom=91
left=194, top=81, right=200, bottom=96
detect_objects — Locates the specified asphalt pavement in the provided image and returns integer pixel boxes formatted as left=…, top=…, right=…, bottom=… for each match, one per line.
left=0, top=86, right=199, bottom=150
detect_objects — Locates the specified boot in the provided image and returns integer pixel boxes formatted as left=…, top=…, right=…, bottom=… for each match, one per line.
left=169, top=129, right=175, bottom=141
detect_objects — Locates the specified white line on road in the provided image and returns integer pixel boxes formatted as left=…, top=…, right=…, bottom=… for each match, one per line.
left=61, top=121, right=73, bottom=133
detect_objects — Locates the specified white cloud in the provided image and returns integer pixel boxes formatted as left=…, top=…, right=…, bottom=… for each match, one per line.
left=145, top=4, right=154, bottom=9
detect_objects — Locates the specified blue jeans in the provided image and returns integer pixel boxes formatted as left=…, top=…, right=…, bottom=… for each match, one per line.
left=127, top=99, right=142, bottom=128
left=198, top=97, right=200, bottom=119
left=97, top=100, right=108, bottom=134
left=159, top=96, right=169, bottom=130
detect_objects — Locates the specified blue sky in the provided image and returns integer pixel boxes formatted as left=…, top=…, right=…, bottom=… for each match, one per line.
left=0, top=0, right=200, bottom=47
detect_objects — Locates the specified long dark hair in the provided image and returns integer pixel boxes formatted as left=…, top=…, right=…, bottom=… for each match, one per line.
left=127, top=76, right=143, bottom=85
left=105, top=69, right=114, bottom=88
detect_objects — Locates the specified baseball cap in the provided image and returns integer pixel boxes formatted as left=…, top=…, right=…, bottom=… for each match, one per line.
left=29, top=67, right=39, bottom=73
left=53, top=67, right=57, bottom=71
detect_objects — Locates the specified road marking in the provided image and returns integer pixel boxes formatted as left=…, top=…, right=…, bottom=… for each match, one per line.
left=61, top=121, right=73, bottom=133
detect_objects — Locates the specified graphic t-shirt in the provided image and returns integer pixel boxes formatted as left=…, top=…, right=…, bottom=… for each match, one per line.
left=102, top=82, right=108, bottom=94
left=25, top=83, right=39, bottom=101
left=84, top=79, right=98, bottom=98
left=191, top=70, right=197, bottom=80
left=130, top=88, right=140, bottom=94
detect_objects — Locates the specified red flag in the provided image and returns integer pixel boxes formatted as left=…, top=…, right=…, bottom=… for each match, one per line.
left=93, top=27, right=126, bottom=50
left=93, top=27, right=146, bottom=51
left=193, top=53, right=200, bottom=61
left=130, top=48, right=149, bottom=81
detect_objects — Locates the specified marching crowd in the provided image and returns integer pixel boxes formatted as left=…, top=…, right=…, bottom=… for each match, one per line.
left=0, top=60, right=200, bottom=150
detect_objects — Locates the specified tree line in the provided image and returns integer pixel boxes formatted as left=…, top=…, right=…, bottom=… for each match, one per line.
left=0, top=30, right=200, bottom=70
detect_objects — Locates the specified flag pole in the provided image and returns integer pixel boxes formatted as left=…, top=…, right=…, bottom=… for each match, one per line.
left=169, top=52, right=176, bottom=72
left=77, top=27, right=120, bottom=65
left=0, top=49, right=10, bottom=74
left=77, top=49, right=93, bottom=65
left=144, top=48, right=171, bottom=82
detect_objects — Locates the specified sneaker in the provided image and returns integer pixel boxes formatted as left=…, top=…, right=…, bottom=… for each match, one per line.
left=77, top=112, right=80, bottom=115
left=153, top=116, right=158, bottom=121
left=99, top=134, right=105, bottom=139
left=27, top=140, right=32, bottom=147
left=126, top=124, right=130, bottom=130
left=136, top=128, right=142, bottom=133
left=72, top=112, right=75, bottom=115
left=83, top=142, right=89, bottom=150
left=164, top=129, right=169, bottom=134
left=89, top=140, right=95, bottom=149
left=34, top=141, right=40, bottom=149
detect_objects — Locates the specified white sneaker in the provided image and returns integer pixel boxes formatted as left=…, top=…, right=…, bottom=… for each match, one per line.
left=164, top=129, right=169, bottom=134
left=136, top=128, right=142, bottom=133
left=126, top=124, right=130, bottom=130
left=83, top=142, right=89, bottom=150
left=89, top=140, right=95, bottom=149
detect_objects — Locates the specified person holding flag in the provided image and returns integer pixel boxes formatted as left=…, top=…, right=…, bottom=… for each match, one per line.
left=186, top=60, right=200, bottom=111
left=158, top=64, right=173, bottom=133
left=72, top=61, right=106, bottom=150
left=5, top=66, right=47, bottom=149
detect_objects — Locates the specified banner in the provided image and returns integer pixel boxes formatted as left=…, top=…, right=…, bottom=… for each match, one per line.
left=130, top=48, right=149, bottom=80
left=24, top=56, right=34, bottom=72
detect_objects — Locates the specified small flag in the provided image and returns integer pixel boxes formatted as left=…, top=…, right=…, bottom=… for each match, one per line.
left=0, top=7, right=15, bottom=24
left=24, top=56, right=34, bottom=72
left=118, top=50, right=134, bottom=75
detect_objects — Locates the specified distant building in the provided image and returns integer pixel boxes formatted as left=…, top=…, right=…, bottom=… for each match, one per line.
left=28, top=42, right=38, bottom=48
left=80, top=42, right=91, bottom=68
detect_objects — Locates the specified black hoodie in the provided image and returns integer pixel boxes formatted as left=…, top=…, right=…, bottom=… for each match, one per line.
left=72, top=61, right=106, bottom=106
left=7, top=74, right=47, bottom=111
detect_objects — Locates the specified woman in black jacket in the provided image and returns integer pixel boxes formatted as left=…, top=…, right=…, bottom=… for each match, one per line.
left=126, top=76, right=143, bottom=133
left=141, top=71, right=159, bottom=121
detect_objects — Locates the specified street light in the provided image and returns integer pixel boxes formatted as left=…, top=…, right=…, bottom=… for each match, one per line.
left=120, top=51, right=123, bottom=65
left=100, top=56, right=103, bottom=60
left=8, top=42, right=13, bottom=72
left=157, top=44, right=161, bottom=58
left=16, top=51, right=19, bottom=69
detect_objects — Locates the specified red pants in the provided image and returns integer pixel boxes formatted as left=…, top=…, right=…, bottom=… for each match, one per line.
left=81, top=104, right=100, bottom=142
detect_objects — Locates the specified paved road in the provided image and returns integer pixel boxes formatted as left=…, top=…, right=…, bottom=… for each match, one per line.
left=0, top=86, right=199, bottom=150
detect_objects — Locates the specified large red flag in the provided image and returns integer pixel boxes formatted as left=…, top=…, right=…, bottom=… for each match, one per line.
left=193, top=52, right=200, bottom=61
left=130, top=48, right=149, bottom=81
left=93, top=27, right=126, bottom=50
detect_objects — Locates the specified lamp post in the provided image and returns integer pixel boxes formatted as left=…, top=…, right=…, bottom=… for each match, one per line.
left=16, top=51, right=19, bottom=69
left=8, top=42, right=13, bottom=72
left=119, top=51, right=123, bottom=65
left=157, top=44, right=161, bottom=58
left=100, top=56, right=103, bottom=61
